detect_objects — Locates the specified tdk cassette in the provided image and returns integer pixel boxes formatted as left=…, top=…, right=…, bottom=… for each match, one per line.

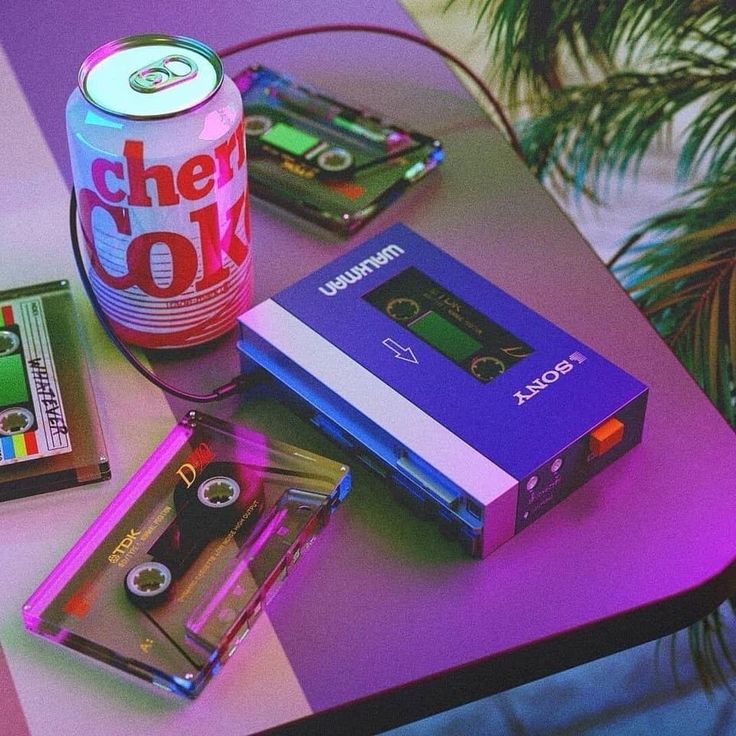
left=24, top=411, right=350, bottom=697
left=238, top=224, right=647, bottom=557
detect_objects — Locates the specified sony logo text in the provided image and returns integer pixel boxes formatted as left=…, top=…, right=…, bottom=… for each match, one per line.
left=513, top=352, right=587, bottom=406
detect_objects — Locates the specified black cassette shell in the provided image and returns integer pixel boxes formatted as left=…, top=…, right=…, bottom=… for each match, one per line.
left=125, top=461, right=266, bottom=608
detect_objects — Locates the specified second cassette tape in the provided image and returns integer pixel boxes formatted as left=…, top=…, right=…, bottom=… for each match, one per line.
left=0, top=280, right=109, bottom=500
left=236, top=65, right=443, bottom=234
left=23, top=411, right=351, bottom=697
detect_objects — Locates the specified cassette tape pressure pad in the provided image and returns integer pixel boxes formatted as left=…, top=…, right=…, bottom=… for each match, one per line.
left=238, top=225, right=648, bottom=558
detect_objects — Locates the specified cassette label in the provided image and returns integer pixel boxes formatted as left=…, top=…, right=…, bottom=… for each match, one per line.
left=0, top=281, right=109, bottom=500
left=0, top=293, right=71, bottom=466
left=23, top=411, right=351, bottom=698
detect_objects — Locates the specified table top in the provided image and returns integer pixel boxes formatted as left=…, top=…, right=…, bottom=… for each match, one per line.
left=1, top=2, right=735, bottom=734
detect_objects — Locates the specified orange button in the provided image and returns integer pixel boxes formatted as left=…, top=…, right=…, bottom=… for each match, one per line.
left=589, top=417, right=625, bottom=457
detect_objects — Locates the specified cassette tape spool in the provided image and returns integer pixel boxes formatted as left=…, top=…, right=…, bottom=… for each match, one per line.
left=123, top=462, right=267, bottom=610
left=236, top=65, right=443, bottom=234
left=0, top=280, right=109, bottom=500
left=23, top=411, right=351, bottom=698
left=0, top=325, right=37, bottom=436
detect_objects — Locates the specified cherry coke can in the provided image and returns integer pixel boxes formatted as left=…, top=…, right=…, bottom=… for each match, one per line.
left=67, top=34, right=252, bottom=348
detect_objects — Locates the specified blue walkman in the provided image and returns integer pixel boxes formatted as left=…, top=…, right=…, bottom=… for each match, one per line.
left=237, top=224, right=648, bottom=557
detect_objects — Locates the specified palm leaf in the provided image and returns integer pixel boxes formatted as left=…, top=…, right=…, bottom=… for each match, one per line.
left=616, top=185, right=736, bottom=420
left=446, top=0, right=726, bottom=105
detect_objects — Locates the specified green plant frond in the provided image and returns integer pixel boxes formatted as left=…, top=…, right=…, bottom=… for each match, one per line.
left=688, top=612, right=736, bottom=693
left=654, top=259, right=733, bottom=417
left=669, top=215, right=736, bottom=246
left=621, top=239, right=734, bottom=302
left=519, top=67, right=720, bottom=196
left=641, top=284, right=707, bottom=316
left=707, top=286, right=720, bottom=395
left=446, top=0, right=726, bottom=105
left=689, top=11, right=736, bottom=54
left=712, top=608, right=736, bottom=677
left=679, top=83, right=736, bottom=181
left=627, top=257, right=732, bottom=294
left=614, top=174, right=736, bottom=421
left=689, top=620, right=709, bottom=687
left=615, top=177, right=736, bottom=265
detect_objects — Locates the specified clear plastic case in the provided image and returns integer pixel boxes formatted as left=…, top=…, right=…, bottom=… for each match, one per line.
left=23, top=411, right=350, bottom=697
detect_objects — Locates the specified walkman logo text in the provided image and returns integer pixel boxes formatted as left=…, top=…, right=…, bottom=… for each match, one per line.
left=318, top=244, right=405, bottom=296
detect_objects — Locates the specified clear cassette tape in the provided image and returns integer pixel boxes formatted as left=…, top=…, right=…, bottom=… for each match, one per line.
left=236, top=65, right=443, bottom=235
left=23, top=411, right=351, bottom=697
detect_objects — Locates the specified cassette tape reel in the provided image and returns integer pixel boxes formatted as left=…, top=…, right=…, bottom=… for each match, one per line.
left=244, top=112, right=355, bottom=178
left=124, top=462, right=267, bottom=609
left=0, top=324, right=37, bottom=437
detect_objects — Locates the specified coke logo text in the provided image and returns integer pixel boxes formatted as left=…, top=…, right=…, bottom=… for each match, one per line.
left=78, top=121, right=249, bottom=299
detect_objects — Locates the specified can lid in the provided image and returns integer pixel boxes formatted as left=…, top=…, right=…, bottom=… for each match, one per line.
left=79, top=34, right=223, bottom=119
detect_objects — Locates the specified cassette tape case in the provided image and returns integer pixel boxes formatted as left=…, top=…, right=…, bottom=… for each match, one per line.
left=23, top=411, right=351, bottom=697
left=0, top=280, right=109, bottom=500
left=237, top=66, right=443, bottom=234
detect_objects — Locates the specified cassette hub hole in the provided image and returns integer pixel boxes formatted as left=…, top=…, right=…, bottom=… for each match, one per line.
left=126, top=562, right=172, bottom=597
left=317, top=147, right=353, bottom=172
left=0, top=330, right=20, bottom=357
left=0, top=408, right=34, bottom=436
left=471, top=356, right=505, bottom=381
left=134, top=568, right=166, bottom=592
left=198, top=476, right=241, bottom=508
left=245, top=114, right=272, bottom=137
left=386, top=298, right=420, bottom=322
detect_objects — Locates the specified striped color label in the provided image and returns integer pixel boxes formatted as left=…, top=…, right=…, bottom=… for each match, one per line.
left=0, top=294, right=71, bottom=466
left=0, top=432, right=38, bottom=460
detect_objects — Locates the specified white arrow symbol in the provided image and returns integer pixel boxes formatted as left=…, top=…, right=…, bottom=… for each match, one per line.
left=382, top=338, right=418, bottom=364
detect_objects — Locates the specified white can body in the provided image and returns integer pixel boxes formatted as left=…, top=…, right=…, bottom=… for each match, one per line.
left=67, top=36, right=252, bottom=348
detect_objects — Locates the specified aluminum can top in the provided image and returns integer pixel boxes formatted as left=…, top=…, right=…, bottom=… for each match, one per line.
left=78, top=34, right=223, bottom=120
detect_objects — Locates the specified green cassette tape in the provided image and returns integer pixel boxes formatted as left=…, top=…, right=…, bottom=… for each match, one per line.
left=236, top=66, right=444, bottom=235
left=0, top=280, right=110, bottom=500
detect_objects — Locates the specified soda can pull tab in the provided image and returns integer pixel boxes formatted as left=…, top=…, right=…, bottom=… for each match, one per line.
left=129, top=54, right=198, bottom=93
